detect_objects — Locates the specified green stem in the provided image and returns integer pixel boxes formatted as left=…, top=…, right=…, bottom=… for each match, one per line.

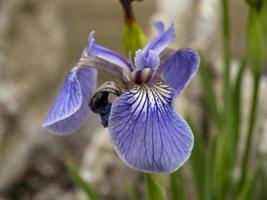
left=214, top=1, right=232, bottom=198
left=199, top=56, right=221, bottom=128
left=231, top=61, right=246, bottom=157
left=222, top=0, right=231, bottom=113
left=170, top=170, right=185, bottom=200
left=145, top=174, right=167, bottom=200
left=239, top=74, right=260, bottom=190
left=221, top=0, right=233, bottom=155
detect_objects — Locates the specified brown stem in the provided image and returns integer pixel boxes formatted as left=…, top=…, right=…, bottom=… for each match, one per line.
left=119, top=0, right=142, bottom=25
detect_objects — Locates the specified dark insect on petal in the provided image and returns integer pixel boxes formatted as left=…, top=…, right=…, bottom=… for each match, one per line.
left=89, top=82, right=123, bottom=127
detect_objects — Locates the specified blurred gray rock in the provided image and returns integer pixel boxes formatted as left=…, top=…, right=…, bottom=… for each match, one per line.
left=0, top=0, right=66, bottom=193
left=0, top=0, right=154, bottom=199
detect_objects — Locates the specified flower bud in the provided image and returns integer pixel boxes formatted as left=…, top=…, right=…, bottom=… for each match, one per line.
left=123, top=23, right=147, bottom=56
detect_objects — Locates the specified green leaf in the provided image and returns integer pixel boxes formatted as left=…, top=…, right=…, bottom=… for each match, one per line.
left=199, top=55, right=220, bottom=128
left=245, top=0, right=262, bottom=8
left=187, top=116, right=205, bottom=200
left=237, top=167, right=260, bottom=200
left=238, top=74, right=261, bottom=192
left=65, top=158, right=102, bottom=200
left=259, top=0, right=267, bottom=45
left=260, top=0, right=267, bottom=29
left=247, top=8, right=266, bottom=76
left=144, top=174, right=167, bottom=200
left=122, top=22, right=147, bottom=57
left=258, top=166, right=267, bottom=199
left=203, top=136, right=217, bottom=200
left=231, top=61, right=246, bottom=159
left=170, top=170, right=186, bottom=200
left=128, top=183, right=138, bottom=200
left=215, top=129, right=236, bottom=200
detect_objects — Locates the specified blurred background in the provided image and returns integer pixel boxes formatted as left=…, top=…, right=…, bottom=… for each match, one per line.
left=0, top=0, right=266, bottom=200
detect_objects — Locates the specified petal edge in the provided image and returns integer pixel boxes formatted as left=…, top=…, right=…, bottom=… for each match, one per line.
left=43, top=67, right=97, bottom=134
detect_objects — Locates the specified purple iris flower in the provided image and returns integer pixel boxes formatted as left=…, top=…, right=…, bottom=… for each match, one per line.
left=42, top=21, right=200, bottom=173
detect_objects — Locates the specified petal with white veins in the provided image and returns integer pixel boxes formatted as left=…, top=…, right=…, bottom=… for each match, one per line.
left=43, top=67, right=97, bottom=134
left=109, top=81, right=193, bottom=173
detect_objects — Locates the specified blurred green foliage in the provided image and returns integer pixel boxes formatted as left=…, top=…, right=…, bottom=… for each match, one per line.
left=65, top=158, right=102, bottom=200
left=67, top=0, right=267, bottom=199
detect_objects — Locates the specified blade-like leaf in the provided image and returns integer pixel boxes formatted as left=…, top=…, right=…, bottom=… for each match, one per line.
left=231, top=61, right=245, bottom=159
left=247, top=8, right=266, bottom=76
left=203, top=136, right=217, bottom=200
left=187, top=116, right=205, bottom=200
left=238, top=167, right=260, bottom=200
left=65, top=158, right=102, bottom=200
left=128, top=183, right=138, bottom=200
left=258, top=166, right=267, bottom=200
left=199, top=55, right=220, bottom=128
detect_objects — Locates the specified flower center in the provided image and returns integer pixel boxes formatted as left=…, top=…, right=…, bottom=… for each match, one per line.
left=130, top=68, right=155, bottom=84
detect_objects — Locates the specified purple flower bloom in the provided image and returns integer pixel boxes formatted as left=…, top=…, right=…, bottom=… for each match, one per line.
left=43, top=21, right=200, bottom=173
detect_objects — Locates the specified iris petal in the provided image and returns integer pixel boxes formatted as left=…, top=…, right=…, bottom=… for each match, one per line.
left=109, top=81, right=193, bottom=173
left=79, top=50, right=126, bottom=80
left=134, top=49, right=160, bottom=69
left=159, top=47, right=175, bottom=66
left=143, top=21, right=176, bottom=56
left=146, top=50, right=160, bottom=68
left=42, top=67, right=97, bottom=134
left=134, top=49, right=146, bottom=68
left=161, top=48, right=200, bottom=95
left=134, top=21, right=175, bottom=70
left=88, top=32, right=132, bottom=71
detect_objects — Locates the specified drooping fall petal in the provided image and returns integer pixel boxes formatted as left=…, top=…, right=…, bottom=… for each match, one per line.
left=109, top=81, right=194, bottom=173
left=43, top=67, right=97, bottom=134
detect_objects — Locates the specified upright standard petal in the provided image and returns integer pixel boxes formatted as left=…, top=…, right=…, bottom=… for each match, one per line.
left=143, top=21, right=176, bottom=56
left=43, top=67, right=97, bottom=134
left=161, top=48, right=200, bottom=95
left=134, top=21, right=175, bottom=69
left=88, top=32, right=132, bottom=71
left=109, top=81, right=194, bottom=173
left=134, top=49, right=160, bottom=69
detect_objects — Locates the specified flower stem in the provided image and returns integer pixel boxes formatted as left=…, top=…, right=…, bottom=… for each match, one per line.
left=222, top=0, right=231, bottom=113
left=119, top=0, right=147, bottom=56
left=170, top=170, right=185, bottom=200
left=144, top=174, right=167, bottom=200
left=239, top=74, right=260, bottom=190
left=221, top=0, right=233, bottom=147
left=119, top=0, right=140, bottom=25
left=214, top=0, right=232, bottom=198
